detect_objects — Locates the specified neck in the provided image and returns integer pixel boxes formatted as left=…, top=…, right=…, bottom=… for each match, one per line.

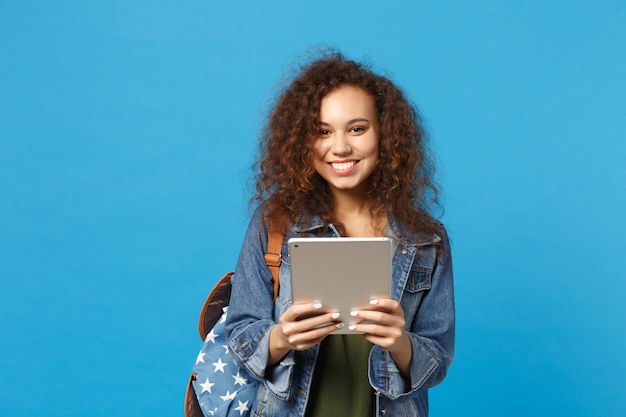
left=331, top=189, right=371, bottom=216
left=330, top=191, right=387, bottom=237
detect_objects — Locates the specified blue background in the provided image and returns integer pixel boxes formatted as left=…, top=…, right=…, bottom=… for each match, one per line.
left=1, top=1, right=625, bottom=416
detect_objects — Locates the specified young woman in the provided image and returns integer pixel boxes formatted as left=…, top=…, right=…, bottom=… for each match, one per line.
left=225, top=52, right=455, bottom=417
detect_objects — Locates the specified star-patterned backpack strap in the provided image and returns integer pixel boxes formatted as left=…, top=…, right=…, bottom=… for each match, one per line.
left=185, top=210, right=287, bottom=417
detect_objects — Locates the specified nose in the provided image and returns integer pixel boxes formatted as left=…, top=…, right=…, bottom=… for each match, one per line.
left=330, top=132, right=351, bottom=156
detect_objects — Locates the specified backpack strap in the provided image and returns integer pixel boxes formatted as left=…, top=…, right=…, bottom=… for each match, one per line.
left=197, top=210, right=288, bottom=340
left=265, top=210, right=287, bottom=301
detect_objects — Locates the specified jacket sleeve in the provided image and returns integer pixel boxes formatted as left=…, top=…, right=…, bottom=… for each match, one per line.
left=224, top=208, right=294, bottom=397
left=369, top=224, right=455, bottom=399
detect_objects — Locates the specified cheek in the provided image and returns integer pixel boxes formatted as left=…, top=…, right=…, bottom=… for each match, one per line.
left=310, top=142, right=327, bottom=175
left=365, top=138, right=380, bottom=159
left=312, top=140, right=329, bottom=159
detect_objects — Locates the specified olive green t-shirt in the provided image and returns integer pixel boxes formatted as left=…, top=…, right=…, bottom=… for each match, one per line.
left=305, top=334, right=375, bottom=417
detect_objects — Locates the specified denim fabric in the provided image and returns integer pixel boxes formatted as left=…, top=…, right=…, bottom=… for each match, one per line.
left=226, top=207, right=455, bottom=417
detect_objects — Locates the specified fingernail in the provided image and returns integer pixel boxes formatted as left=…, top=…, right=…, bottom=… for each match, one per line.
left=350, top=310, right=359, bottom=317
left=348, top=324, right=356, bottom=331
left=313, top=302, right=322, bottom=309
left=336, top=322, right=345, bottom=329
left=369, top=299, right=379, bottom=305
left=330, top=312, right=341, bottom=320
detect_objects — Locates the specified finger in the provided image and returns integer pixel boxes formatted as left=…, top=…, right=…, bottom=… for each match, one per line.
left=283, top=301, right=327, bottom=322
left=363, top=298, right=402, bottom=315
left=350, top=320, right=402, bottom=337
left=348, top=321, right=406, bottom=353
left=297, top=311, right=343, bottom=331
left=282, top=311, right=343, bottom=338
left=350, top=308, right=404, bottom=328
left=349, top=310, right=406, bottom=336
left=361, top=330, right=406, bottom=351
left=284, top=320, right=344, bottom=350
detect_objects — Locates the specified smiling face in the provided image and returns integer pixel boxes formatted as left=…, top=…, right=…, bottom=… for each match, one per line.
left=312, top=85, right=380, bottom=199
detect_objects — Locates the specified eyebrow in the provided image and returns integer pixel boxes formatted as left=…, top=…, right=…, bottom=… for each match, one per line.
left=319, top=118, right=371, bottom=126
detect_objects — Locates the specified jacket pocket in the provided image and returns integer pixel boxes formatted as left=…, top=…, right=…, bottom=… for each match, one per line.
left=406, top=266, right=432, bottom=293
left=401, top=266, right=433, bottom=329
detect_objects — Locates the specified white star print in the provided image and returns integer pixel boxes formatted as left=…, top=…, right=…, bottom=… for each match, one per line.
left=220, top=390, right=237, bottom=401
left=193, top=303, right=257, bottom=416
left=234, top=400, right=249, bottom=415
left=232, top=372, right=247, bottom=386
left=205, top=328, right=218, bottom=343
left=199, top=377, right=215, bottom=393
left=212, top=358, right=227, bottom=373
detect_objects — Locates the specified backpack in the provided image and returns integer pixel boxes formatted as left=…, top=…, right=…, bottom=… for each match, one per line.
left=184, top=212, right=286, bottom=417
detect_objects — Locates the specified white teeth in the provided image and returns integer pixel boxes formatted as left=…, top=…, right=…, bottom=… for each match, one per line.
left=331, top=161, right=356, bottom=171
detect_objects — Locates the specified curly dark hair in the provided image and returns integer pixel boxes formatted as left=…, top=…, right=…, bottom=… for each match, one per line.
left=252, top=51, right=441, bottom=237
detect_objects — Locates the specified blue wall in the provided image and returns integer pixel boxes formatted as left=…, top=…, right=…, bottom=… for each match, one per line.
left=1, top=1, right=624, bottom=416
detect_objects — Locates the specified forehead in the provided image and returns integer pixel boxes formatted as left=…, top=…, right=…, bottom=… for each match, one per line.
left=319, top=85, right=376, bottom=121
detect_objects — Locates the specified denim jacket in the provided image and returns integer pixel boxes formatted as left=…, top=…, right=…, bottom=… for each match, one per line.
left=226, top=207, right=455, bottom=417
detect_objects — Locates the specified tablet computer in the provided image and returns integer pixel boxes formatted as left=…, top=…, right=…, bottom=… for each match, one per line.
left=288, top=237, right=392, bottom=334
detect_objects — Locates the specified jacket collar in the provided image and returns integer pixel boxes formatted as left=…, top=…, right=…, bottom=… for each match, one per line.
left=293, top=211, right=441, bottom=247
left=293, top=214, right=326, bottom=234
